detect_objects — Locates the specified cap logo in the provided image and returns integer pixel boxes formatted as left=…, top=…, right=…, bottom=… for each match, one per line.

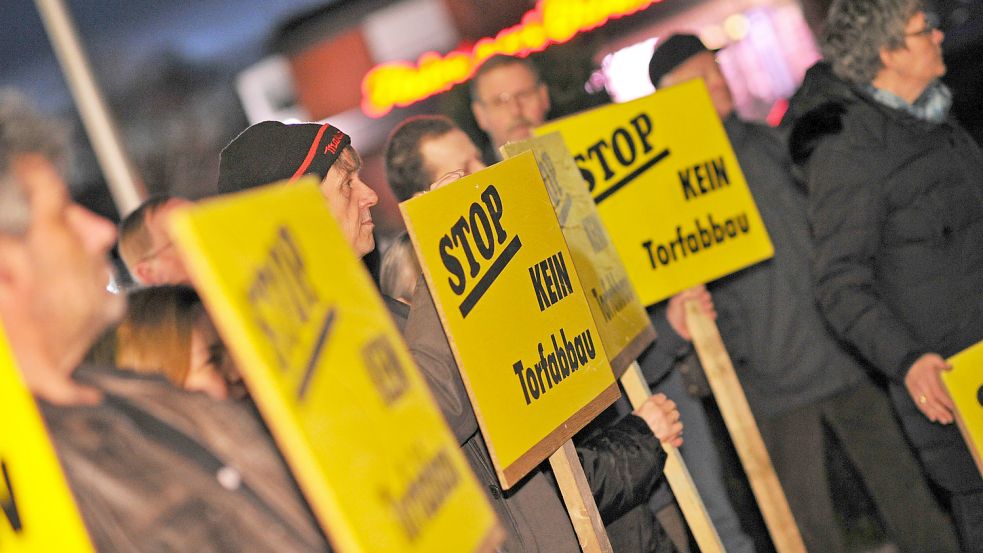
left=324, top=131, right=344, bottom=155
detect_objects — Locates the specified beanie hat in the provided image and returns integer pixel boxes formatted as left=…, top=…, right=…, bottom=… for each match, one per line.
left=648, top=34, right=716, bottom=87
left=217, top=121, right=351, bottom=193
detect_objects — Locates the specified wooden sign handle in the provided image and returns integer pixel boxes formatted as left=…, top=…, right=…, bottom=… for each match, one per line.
left=621, top=362, right=725, bottom=553
left=685, top=300, right=806, bottom=553
left=549, top=440, right=614, bottom=553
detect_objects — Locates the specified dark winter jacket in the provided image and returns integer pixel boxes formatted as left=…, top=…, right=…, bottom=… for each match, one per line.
left=790, top=65, right=983, bottom=382
left=789, top=63, right=983, bottom=493
left=708, top=115, right=868, bottom=419
left=404, top=282, right=672, bottom=553
left=43, top=365, right=330, bottom=553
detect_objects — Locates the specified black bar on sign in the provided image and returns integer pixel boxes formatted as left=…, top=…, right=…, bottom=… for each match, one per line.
left=298, top=308, right=337, bottom=400
left=594, top=148, right=671, bottom=205
left=458, top=235, right=522, bottom=318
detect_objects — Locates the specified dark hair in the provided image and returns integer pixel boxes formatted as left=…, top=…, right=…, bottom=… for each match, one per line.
left=384, top=115, right=457, bottom=202
left=469, top=54, right=542, bottom=102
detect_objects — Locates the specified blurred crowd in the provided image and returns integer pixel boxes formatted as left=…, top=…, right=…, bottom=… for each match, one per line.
left=1, top=0, right=980, bottom=551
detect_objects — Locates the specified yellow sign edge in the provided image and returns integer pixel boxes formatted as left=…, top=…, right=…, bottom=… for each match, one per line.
left=169, top=195, right=358, bottom=552
left=400, top=195, right=621, bottom=490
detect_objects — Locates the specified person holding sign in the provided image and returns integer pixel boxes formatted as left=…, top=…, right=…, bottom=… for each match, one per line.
left=385, top=114, right=692, bottom=553
left=466, top=56, right=755, bottom=553
left=0, top=93, right=331, bottom=552
left=217, top=114, right=683, bottom=551
left=790, top=0, right=983, bottom=548
left=650, top=33, right=960, bottom=553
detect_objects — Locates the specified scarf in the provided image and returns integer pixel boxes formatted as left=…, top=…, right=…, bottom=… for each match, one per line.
left=865, top=80, right=953, bottom=124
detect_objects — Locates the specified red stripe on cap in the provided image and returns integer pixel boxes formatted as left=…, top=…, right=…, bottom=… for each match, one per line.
left=289, top=123, right=331, bottom=183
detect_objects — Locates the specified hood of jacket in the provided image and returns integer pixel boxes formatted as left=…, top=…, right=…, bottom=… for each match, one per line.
left=786, top=62, right=860, bottom=170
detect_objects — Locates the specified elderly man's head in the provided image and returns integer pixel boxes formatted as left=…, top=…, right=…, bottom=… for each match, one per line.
left=470, top=55, right=551, bottom=150
left=823, top=0, right=944, bottom=99
left=118, top=195, right=192, bottom=285
left=218, top=121, right=379, bottom=257
left=648, top=34, right=734, bottom=119
left=0, top=92, right=124, bottom=401
left=385, top=115, right=485, bottom=202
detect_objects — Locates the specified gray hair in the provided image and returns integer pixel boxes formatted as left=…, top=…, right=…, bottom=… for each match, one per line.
left=0, top=90, right=68, bottom=236
left=821, top=0, right=924, bottom=84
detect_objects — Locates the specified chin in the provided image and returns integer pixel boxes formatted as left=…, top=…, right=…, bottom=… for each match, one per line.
left=356, top=237, right=376, bottom=258
left=101, top=292, right=127, bottom=325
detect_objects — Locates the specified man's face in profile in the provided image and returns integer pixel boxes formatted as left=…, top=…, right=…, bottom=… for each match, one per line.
left=318, top=148, right=379, bottom=258
left=3, top=154, right=125, bottom=371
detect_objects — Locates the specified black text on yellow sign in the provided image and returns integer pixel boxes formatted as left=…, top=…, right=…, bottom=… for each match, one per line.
left=537, top=80, right=774, bottom=305
left=1, top=460, right=22, bottom=534
left=501, top=134, right=656, bottom=377
left=246, top=225, right=337, bottom=400
left=402, top=153, right=619, bottom=488
left=440, top=185, right=522, bottom=318
left=169, top=181, right=502, bottom=552
left=573, top=112, right=670, bottom=204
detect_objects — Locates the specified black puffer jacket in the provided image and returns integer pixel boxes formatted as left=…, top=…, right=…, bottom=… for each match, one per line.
left=789, top=63, right=983, bottom=492
left=790, top=65, right=983, bottom=381
left=405, top=282, right=672, bottom=553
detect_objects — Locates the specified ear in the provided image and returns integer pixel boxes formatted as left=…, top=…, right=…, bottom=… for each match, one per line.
left=879, top=46, right=898, bottom=73
left=537, top=83, right=551, bottom=113
left=0, top=237, right=26, bottom=285
left=132, top=261, right=154, bottom=286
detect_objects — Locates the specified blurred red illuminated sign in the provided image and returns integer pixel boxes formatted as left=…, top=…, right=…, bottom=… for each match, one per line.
left=360, top=0, right=661, bottom=117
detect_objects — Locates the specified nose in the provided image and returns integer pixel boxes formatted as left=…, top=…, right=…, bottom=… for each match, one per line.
left=933, top=27, right=944, bottom=43
left=69, top=204, right=117, bottom=255
left=504, top=96, right=523, bottom=117
left=357, top=178, right=378, bottom=208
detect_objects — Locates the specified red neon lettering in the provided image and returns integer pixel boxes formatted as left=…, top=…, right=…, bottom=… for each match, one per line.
left=360, top=0, right=659, bottom=118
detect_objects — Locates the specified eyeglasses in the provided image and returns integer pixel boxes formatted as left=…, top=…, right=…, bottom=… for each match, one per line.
left=906, top=13, right=941, bottom=37
left=480, top=85, right=542, bottom=110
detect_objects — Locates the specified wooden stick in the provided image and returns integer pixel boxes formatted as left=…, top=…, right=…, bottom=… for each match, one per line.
left=549, top=440, right=614, bottom=553
left=685, top=301, right=806, bottom=553
left=34, top=0, right=146, bottom=216
left=621, top=362, right=725, bottom=553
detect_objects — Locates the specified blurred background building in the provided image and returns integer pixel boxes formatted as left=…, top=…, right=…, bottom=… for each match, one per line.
left=5, top=1, right=979, bottom=548
left=3, top=0, right=981, bottom=233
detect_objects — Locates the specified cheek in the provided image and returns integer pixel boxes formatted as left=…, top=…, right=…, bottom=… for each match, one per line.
left=322, top=190, right=354, bottom=228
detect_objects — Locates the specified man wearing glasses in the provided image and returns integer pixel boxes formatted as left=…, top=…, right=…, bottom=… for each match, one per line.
left=469, top=55, right=552, bottom=160
left=791, top=0, right=983, bottom=549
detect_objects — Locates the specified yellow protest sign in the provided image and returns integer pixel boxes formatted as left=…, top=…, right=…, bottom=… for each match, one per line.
left=401, top=152, right=620, bottom=488
left=169, top=181, right=501, bottom=553
left=0, top=323, right=94, bottom=553
left=502, top=134, right=655, bottom=377
left=945, top=341, right=983, bottom=478
left=537, top=80, right=774, bottom=305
